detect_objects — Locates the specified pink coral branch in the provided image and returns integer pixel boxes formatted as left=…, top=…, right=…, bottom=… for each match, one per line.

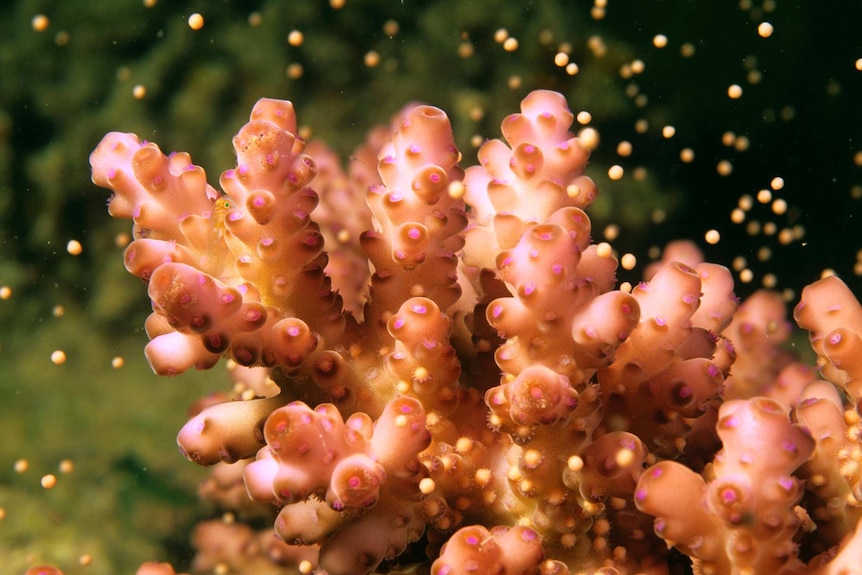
left=89, top=91, right=862, bottom=575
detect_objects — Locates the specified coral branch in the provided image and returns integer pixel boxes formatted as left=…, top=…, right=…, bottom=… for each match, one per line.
left=89, top=91, right=862, bottom=575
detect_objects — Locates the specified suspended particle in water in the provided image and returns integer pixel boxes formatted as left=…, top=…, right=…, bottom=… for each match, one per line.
left=188, top=13, right=204, bottom=31
left=757, top=22, right=774, bottom=38
left=287, top=30, right=304, bottom=46
left=32, top=14, right=50, bottom=32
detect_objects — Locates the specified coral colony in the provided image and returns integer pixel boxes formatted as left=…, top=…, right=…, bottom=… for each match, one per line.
left=69, top=90, right=862, bottom=575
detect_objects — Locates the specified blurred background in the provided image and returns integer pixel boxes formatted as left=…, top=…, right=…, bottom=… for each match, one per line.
left=1, top=0, right=860, bottom=573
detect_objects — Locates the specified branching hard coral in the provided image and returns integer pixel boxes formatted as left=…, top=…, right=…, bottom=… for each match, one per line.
left=89, top=91, right=862, bottom=575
